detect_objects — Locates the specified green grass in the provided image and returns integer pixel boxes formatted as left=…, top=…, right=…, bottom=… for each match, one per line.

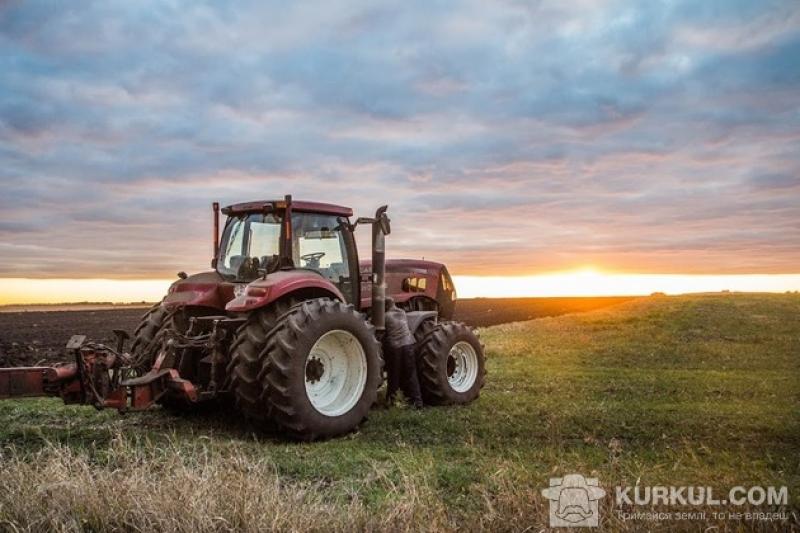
left=0, top=294, right=798, bottom=531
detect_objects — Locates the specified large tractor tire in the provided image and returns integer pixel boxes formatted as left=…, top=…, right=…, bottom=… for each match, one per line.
left=415, top=321, right=485, bottom=406
left=227, top=297, right=299, bottom=419
left=413, top=317, right=438, bottom=344
left=130, top=303, right=177, bottom=373
left=237, top=298, right=381, bottom=440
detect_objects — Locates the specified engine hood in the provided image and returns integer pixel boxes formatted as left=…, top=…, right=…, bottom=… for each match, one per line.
left=162, top=271, right=230, bottom=310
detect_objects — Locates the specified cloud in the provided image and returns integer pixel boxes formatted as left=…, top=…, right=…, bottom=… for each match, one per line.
left=0, top=0, right=798, bottom=279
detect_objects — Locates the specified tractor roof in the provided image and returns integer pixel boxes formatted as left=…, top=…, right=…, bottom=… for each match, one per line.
left=223, top=200, right=353, bottom=217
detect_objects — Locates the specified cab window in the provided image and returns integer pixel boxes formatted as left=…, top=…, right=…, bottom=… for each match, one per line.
left=291, top=212, right=354, bottom=301
left=403, top=277, right=427, bottom=292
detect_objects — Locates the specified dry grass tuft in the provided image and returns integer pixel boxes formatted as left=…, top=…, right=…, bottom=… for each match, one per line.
left=0, top=434, right=460, bottom=533
left=0, top=436, right=562, bottom=532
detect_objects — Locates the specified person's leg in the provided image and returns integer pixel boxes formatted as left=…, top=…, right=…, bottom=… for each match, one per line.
left=399, top=344, right=423, bottom=408
left=385, top=344, right=401, bottom=404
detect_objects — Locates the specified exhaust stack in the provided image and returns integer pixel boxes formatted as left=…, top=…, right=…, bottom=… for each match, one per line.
left=212, top=202, right=220, bottom=263
left=370, top=205, right=390, bottom=331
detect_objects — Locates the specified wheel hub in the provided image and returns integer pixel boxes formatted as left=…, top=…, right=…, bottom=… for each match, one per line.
left=304, top=329, right=368, bottom=417
left=305, top=357, right=324, bottom=383
left=446, top=341, right=479, bottom=393
left=447, top=354, right=457, bottom=377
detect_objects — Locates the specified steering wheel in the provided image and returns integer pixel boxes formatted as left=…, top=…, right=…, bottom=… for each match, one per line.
left=300, top=252, right=326, bottom=268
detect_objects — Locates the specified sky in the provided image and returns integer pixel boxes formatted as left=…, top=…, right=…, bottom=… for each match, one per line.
left=1, top=1, right=799, bottom=303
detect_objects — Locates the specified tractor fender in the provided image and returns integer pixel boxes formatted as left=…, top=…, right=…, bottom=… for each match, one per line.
left=162, top=271, right=227, bottom=310
left=225, top=270, right=345, bottom=313
left=406, top=311, right=438, bottom=336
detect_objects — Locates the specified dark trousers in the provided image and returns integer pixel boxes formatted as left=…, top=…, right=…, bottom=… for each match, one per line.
left=386, top=343, right=423, bottom=405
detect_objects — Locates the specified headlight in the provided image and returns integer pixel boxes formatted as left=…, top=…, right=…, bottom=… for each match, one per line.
left=246, top=286, right=268, bottom=298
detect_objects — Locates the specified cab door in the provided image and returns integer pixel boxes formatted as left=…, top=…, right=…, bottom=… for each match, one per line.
left=291, top=212, right=359, bottom=304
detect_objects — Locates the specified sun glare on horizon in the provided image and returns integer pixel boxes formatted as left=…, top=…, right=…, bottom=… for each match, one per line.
left=1, top=270, right=800, bottom=306
left=452, top=270, right=800, bottom=299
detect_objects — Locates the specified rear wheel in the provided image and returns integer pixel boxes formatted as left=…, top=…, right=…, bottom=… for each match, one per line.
left=416, top=321, right=485, bottom=405
left=227, top=297, right=298, bottom=420
left=252, top=298, right=381, bottom=440
left=413, top=317, right=437, bottom=344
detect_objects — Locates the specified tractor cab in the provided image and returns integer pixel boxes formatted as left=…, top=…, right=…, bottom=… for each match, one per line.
left=215, top=199, right=360, bottom=304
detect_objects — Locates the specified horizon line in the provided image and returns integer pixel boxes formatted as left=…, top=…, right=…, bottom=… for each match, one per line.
left=1, top=272, right=800, bottom=305
left=1, top=291, right=798, bottom=310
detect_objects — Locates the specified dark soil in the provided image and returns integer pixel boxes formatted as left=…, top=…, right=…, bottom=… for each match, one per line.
left=0, top=296, right=636, bottom=367
left=0, top=308, right=145, bottom=367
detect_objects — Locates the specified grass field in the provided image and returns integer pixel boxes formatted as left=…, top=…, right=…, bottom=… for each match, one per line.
left=0, top=294, right=798, bottom=531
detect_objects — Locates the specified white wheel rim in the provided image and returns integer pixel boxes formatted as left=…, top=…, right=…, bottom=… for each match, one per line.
left=447, top=341, right=478, bottom=393
left=304, top=329, right=367, bottom=417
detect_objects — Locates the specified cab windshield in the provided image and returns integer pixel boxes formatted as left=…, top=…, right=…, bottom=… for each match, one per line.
left=216, top=210, right=357, bottom=301
left=217, top=213, right=282, bottom=280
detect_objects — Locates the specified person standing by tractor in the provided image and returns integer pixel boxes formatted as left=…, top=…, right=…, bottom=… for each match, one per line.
left=383, top=297, right=423, bottom=409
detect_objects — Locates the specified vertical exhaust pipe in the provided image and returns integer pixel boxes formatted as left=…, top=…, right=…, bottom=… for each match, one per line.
left=370, top=205, right=390, bottom=331
left=282, top=194, right=293, bottom=265
left=212, top=202, right=220, bottom=265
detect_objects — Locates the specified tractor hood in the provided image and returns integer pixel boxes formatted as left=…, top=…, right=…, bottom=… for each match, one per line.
left=162, top=271, right=231, bottom=310
left=161, top=270, right=346, bottom=313
left=225, top=270, right=345, bottom=313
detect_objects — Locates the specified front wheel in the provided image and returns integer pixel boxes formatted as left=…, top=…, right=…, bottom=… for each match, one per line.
left=253, top=298, right=382, bottom=440
left=129, top=302, right=177, bottom=374
left=416, top=321, right=485, bottom=405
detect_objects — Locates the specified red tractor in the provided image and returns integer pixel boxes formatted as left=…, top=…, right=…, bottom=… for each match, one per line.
left=362, top=259, right=457, bottom=319
left=0, top=196, right=485, bottom=440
